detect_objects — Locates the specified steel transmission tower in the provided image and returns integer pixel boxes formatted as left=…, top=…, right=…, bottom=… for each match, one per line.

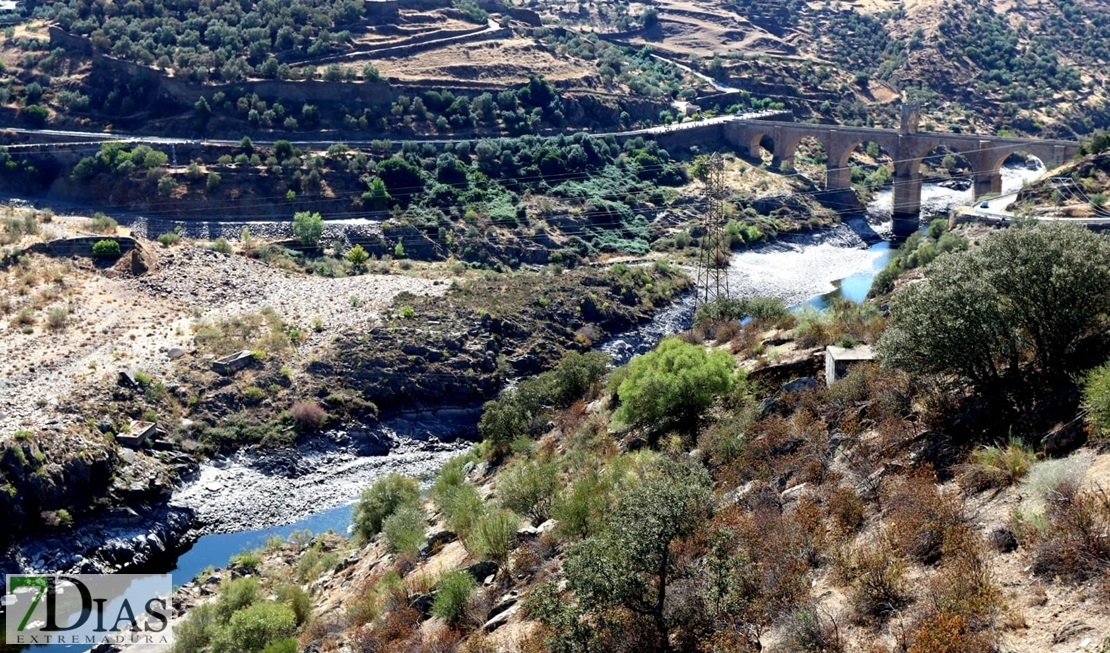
left=695, top=153, right=730, bottom=309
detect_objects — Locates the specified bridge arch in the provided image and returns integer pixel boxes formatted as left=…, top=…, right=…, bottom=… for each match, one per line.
left=787, top=135, right=830, bottom=187
left=827, top=140, right=894, bottom=191
left=744, top=133, right=776, bottom=166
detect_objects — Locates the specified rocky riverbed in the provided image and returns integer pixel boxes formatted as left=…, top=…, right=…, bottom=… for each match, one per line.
left=172, top=412, right=476, bottom=536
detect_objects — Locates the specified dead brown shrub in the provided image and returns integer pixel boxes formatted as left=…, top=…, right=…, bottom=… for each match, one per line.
left=290, top=401, right=326, bottom=431
left=905, top=612, right=995, bottom=653
left=1031, top=484, right=1110, bottom=582
left=884, top=470, right=964, bottom=565
left=826, top=486, right=866, bottom=536
left=929, top=526, right=1002, bottom=630
left=848, top=536, right=909, bottom=624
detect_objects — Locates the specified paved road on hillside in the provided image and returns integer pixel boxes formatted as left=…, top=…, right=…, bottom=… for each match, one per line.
left=1, top=112, right=787, bottom=151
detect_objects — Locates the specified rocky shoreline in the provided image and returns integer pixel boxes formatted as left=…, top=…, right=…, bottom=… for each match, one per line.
left=0, top=412, right=476, bottom=579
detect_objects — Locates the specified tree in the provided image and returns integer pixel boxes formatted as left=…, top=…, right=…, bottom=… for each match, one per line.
left=346, top=244, right=369, bottom=271
left=292, top=211, right=324, bottom=248
left=560, top=459, right=712, bottom=652
left=612, top=338, right=735, bottom=428
left=352, top=474, right=421, bottom=542
left=878, top=223, right=1110, bottom=394
left=362, top=176, right=390, bottom=210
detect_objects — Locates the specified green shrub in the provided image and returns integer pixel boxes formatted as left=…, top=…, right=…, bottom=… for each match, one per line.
left=172, top=603, right=216, bottom=653
left=91, top=239, right=121, bottom=258
left=546, top=351, right=609, bottom=407
left=260, top=639, right=298, bottom=653
left=498, top=459, right=559, bottom=525
left=431, top=570, right=477, bottom=624
left=89, top=213, right=118, bottom=233
left=230, top=552, right=262, bottom=574
left=214, top=601, right=297, bottom=653
left=878, top=223, right=1110, bottom=398
left=157, top=232, right=181, bottom=247
left=553, top=471, right=608, bottom=540
left=346, top=244, right=369, bottom=270
left=212, top=237, right=233, bottom=254
left=612, top=337, right=735, bottom=428
left=478, top=395, right=529, bottom=455
left=469, top=508, right=519, bottom=564
left=214, top=577, right=260, bottom=623
left=439, top=482, right=486, bottom=540
left=1083, top=361, right=1110, bottom=439
left=275, top=584, right=312, bottom=626
left=966, top=438, right=1036, bottom=488
left=382, top=502, right=426, bottom=555
left=353, top=474, right=421, bottom=541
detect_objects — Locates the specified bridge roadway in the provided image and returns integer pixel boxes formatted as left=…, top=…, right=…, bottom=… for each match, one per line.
left=3, top=107, right=1080, bottom=236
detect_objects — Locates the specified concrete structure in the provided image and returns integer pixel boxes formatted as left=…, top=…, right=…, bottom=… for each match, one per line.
left=212, top=350, right=255, bottom=375
left=722, top=107, right=1080, bottom=237
left=117, top=420, right=156, bottom=449
left=825, top=345, right=874, bottom=386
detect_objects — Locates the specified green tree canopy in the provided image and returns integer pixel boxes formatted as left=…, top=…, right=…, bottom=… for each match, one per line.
left=291, top=211, right=324, bottom=248
left=878, top=223, right=1110, bottom=394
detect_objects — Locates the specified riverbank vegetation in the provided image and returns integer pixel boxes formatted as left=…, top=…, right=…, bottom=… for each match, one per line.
left=165, top=221, right=1110, bottom=653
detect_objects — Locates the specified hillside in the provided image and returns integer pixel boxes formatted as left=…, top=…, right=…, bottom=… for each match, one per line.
left=152, top=223, right=1110, bottom=653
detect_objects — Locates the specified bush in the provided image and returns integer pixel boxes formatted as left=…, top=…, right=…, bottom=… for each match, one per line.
left=469, top=509, right=519, bottom=564
left=961, top=438, right=1036, bottom=491
left=546, top=351, right=609, bottom=408
left=274, top=584, right=311, bottom=626
left=430, top=570, right=477, bottom=624
left=478, top=395, right=529, bottom=455
left=289, top=401, right=325, bottom=432
left=1083, top=361, right=1110, bottom=439
left=89, top=213, right=118, bottom=233
left=346, top=244, right=369, bottom=270
left=214, top=577, right=260, bottom=623
left=214, top=601, right=297, bottom=653
left=436, top=481, right=486, bottom=540
left=172, top=603, right=217, bottom=653
left=382, top=502, right=426, bottom=555
left=212, top=238, right=233, bottom=254
left=91, top=239, right=121, bottom=257
left=781, top=605, right=843, bottom=653
left=612, top=337, right=735, bottom=428
left=498, top=459, right=559, bottom=525
left=157, top=232, right=181, bottom=247
left=46, top=306, right=69, bottom=330
left=848, top=538, right=907, bottom=623
left=553, top=471, right=608, bottom=540
left=353, top=474, right=422, bottom=541
left=260, top=639, right=298, bottom=653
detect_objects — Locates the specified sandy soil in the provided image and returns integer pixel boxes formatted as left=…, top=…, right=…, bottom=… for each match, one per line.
left=371, top=38, right=600, bottom=86
left=0, top=217, right=451, bottom=439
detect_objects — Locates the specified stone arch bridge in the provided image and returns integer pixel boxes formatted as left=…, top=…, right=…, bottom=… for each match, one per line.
left=718, top=111, right=1080, bottom=236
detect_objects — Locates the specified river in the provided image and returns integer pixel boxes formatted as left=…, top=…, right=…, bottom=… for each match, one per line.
left=170, top=159, right=1050, bottom=571
left=20, top=159, right=1047, bottom=653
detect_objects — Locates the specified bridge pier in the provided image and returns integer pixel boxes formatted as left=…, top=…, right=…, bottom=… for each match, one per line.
left=968, top=141, right=1003, bottom=199
left=825, top=160, right=852, bottom=190
left=892, top=159, right=922, bottom=238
